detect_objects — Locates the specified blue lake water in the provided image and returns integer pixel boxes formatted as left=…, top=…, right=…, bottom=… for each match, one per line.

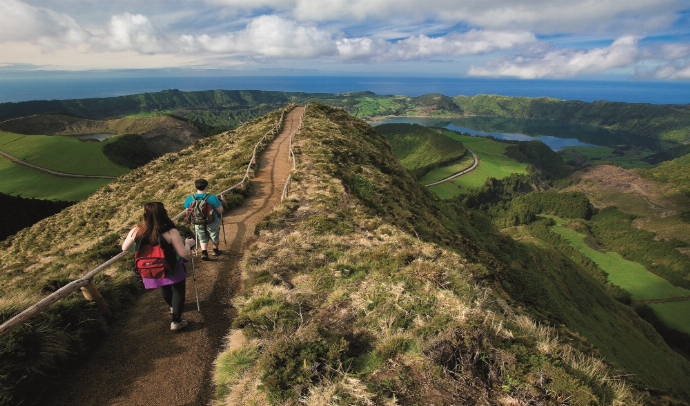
left=77, top=133, right=115, bottom=141
left=373, top=117, right=597, bottom=151
left=1, top=74, right=690, bottom=105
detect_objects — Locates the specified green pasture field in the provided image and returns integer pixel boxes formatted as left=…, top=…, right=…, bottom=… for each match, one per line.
left=0, top=132, right=129, bottom=176
left=560, top=145, right=654, bottom=169
left=0, top=158, right=112, bottom=201
left=417, top=154, right=475, bottom=185
left=550, top=219, right=690, bottom=334
left=123, top=110, right=172, bottom=118
left=649, top=301, right=690, bottom=334
left=424, top=131, right=528, bottom=199
left=354, top=97, right=401, bottom=117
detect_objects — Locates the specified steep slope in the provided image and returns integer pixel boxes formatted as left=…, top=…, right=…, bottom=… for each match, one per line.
left=3, top=104, right=690, bottom=406
left=212, top=104, right=690, bottom=405
left=0, top=106, right=295, bottom=405
left=376, top=123, right=468, bottom=179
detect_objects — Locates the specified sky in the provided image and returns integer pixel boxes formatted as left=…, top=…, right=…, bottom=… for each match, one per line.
left=1, top=0, right=690, bottom=80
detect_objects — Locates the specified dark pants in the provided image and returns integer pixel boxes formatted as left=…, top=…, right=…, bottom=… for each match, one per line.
left=161, top=279, right=186, bottom=322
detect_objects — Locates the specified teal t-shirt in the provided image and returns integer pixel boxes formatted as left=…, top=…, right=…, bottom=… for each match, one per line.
left=184, top=193, right=222, bottom=222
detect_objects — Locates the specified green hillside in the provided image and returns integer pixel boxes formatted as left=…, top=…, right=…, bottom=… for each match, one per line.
left=2, top=104, right=690, bottom=405
left=454, top=94, right=690, bottom=146
left=376, top=123, right=467, bottom=179
left=639, top=152, right=690, bottom=197
left=216, top=105, right=690, bottom=404
left=4, top=89, right=690, bottom=150
left=0, top=106, right=290, bottom=405
left=0, top=132, right=129, bottom=176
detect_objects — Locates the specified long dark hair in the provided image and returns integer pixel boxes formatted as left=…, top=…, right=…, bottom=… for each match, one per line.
left=135, top=202, right=176, bottom=245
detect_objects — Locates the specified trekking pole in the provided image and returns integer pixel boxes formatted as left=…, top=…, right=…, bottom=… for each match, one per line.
left=221, top=211, right=227, bottom=246
left=189, top=248, right=201, bottom=312
left=194, top=229, right=199, bottom=258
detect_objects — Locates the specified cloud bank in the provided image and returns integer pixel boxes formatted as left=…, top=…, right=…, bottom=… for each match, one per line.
left=0, top=0, right=688, bottom=80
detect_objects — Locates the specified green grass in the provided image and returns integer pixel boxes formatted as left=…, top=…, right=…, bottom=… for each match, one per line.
left=423, top=131, right=528, bottom=198
left=0, top=132, right=130, bottom=176
left=649, top=301, right=690, bottom=334
left=0, top=158, right=113, bottom=200
left=355, top=97, right=399, bottom=117
left=560, top=146, right=655, bottom=169
left=550, top=220, right=690, bottom=335
left=417, top=154, right=475, bottom=184
left=122, top=110, right=172, bottom=118
left=551, top=222, right=690, bottom=300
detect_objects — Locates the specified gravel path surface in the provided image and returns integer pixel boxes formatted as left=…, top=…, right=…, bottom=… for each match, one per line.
left=39, top=107, right=304, bottom=406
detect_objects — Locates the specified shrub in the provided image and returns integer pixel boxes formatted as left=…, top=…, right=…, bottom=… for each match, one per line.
left=258, top=326, right=349, bottom=401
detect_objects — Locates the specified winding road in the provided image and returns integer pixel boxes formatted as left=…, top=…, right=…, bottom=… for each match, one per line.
left=423, top=148, right=479, bottom=187
left=0, top=150, right=117, bottom=179
left=39, top=106, right=304, bottom=406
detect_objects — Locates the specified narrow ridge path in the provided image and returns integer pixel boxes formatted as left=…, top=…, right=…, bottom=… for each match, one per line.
left=41, top=106, right=304, bottom=406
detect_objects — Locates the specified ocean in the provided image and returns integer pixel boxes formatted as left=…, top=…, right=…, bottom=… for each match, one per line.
left=1, top=75, right=690, bottom=105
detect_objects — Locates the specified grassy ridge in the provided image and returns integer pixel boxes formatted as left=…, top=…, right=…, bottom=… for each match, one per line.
left=453, top=94, right=690, bottom=145
left=639, top=153, right=690, bottom=197
left=212, top=104, right=690, bottom=404
left=375, top=123, right=467, bottom=179
left=0, top=106, right=293, bottom=405
left=4, top=89, right=690, bottom=149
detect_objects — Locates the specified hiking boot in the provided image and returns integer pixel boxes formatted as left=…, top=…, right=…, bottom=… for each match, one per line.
left=212, top=248, right=220, bottom=256
left=201, top=250, right=210, bottom=261
left=171, top=320, right=188, bottom=331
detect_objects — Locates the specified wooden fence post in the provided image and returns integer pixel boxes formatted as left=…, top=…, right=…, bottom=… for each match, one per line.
left=81, top=281, right=112, bottom=318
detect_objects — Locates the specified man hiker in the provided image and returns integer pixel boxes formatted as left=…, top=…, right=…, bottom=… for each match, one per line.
left=184, top=178, right=224, bottom=261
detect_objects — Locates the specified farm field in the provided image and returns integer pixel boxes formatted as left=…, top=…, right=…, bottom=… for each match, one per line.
left=551, top=219, right=690, bottom=334
left=427, top=131, right=528, bottom=198
left=0, top=132, right=130, bottom=176
left=0, top=158, right=112, bottom=200
left=417, top=153, right=475, bottom=184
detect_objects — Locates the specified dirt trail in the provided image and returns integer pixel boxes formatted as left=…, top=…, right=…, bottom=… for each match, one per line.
left=40, top=106, right=304, bottom=406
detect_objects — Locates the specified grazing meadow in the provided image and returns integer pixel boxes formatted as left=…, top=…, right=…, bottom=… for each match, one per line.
left=0, top=132, right=130, bottom=176
left=551, top=219, right=690, bottom=334
left=426, top=130, right=528, bottom=198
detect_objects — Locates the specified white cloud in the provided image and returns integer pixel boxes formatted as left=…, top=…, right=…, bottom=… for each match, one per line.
left=336, top=30, right=536, bottom=62
left=469, top=35, right=641, bottom=79
left=652, top=64, right=690, bottom=80
left=0, top=0, right=86, bottom=49
left=187, top=15, right=336, bottom=58
left=395, top=31, right=537, bottom=58
left=336, top=37, right=390, bottom=61
left=202, top=0, right=683, bottom=36
left=103, top=13, right=163, bottom=53
left=1, top=0, right=687, bottom=80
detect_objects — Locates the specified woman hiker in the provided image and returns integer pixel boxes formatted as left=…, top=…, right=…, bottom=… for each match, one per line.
left=122, top=201, right=196, bottom=331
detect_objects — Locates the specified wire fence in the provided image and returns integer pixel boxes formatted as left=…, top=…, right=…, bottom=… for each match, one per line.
left=281, top=104, right=307, bottom=201
left=0, top=106, right=293, bottom=338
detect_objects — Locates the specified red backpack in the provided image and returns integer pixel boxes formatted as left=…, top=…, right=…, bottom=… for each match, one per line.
left=134, top=237, right=171, bottom=279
